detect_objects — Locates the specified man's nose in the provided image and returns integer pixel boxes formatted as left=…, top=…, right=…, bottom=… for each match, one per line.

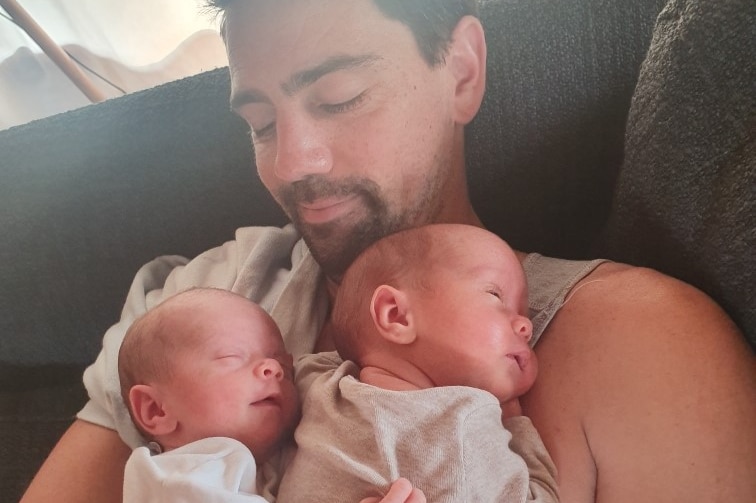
left=255, top=358, right=284, bottom=380
left=513, top=315, right=533, bottom=343
left=274, top=115, right=332, bottom=182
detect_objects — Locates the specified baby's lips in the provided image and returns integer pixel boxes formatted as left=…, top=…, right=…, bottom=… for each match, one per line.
left=507, top=349, right=532, bottom=370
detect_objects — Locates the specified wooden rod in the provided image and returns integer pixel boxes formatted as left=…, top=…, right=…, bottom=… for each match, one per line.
left=0, top=0, right=107, bottom=103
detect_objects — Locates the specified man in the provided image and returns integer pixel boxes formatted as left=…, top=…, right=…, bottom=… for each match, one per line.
left=21, top=1, right=755, bottom=502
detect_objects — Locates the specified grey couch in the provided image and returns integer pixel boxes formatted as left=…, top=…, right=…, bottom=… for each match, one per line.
left=1, top=0, right=753, bottom=500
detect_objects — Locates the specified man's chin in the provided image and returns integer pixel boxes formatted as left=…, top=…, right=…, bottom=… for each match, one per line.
left=297, top=218, right=384, bottom=280
left=299, top=226, right=352, bottom=274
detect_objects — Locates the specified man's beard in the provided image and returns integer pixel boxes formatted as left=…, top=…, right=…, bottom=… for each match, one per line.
left=278, top=176, right=406, bottom=280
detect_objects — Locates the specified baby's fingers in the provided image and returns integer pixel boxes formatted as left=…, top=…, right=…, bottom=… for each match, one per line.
left=364, top=478, right=424, bottom=503
left=404, top=487, right=426, bottom=503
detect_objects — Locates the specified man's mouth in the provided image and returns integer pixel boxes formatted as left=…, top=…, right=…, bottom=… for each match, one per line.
left=297, top=195, right=360, bottom=225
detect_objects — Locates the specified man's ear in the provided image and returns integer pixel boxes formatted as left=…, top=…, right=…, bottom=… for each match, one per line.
left=370, top=285, right=417, bottom=345
left=128, top=384, right=178, bottom=437
left=448, top=15, right=487, bottom=125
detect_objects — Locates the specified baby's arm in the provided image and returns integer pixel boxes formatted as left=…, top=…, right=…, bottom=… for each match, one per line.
left=503, top=416, right=560, bottom=502
left=359, top=478, right=426, bottom=503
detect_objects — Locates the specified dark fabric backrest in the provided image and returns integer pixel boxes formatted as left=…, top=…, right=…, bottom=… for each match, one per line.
left=0, top=70, right=285, bottom=365
left=468, top=0, right=667, bottom=258
left=599, top=0, right=755, bottom=345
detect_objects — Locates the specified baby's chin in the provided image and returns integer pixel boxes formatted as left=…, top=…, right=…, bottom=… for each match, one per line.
left=495, top=370, right=539, bottom=403
left=517, top=365, right=539, bottom=397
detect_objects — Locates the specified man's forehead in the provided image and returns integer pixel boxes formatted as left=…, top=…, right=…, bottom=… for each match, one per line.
left=223, top=0, right=408, bottom=61
left=224, top=0, right=383, bottom=35
left=224, top=0, right=416, bottom=100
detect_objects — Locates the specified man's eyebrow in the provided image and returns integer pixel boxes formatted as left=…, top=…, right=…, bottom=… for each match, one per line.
left=282, top=54, right=381, bottom=96
left=229, top=88, right=265, bottom=110
left=230, top=54, right=381, bottom=110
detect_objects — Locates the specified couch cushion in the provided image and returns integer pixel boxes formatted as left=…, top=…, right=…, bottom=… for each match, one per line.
left=467, top=0, right=667, bottom=258
left=0, top=364, right=88, bottom=503
left=0, top=70, right=286, bottom=366
left=598, top=0, right=756, bottom=345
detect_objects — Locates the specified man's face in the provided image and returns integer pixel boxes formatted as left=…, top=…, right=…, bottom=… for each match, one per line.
left=226, top=0, right=466, bottom=279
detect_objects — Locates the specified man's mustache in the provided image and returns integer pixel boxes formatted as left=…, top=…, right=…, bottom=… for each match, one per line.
left=278, top=176, right=379, bottom=207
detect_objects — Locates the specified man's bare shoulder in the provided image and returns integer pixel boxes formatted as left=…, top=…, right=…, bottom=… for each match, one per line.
left=524, top=261, right=756, bottom=503
left=575, top=259, right=695, bottom=294
left=558, top=260, right=743, bottom=332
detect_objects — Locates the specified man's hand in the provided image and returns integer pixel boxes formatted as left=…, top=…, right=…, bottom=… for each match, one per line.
left=360, top=478, right=426, bottom=503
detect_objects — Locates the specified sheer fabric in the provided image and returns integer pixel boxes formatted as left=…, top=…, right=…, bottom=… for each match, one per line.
left=0, top=0, right=227, bottom=129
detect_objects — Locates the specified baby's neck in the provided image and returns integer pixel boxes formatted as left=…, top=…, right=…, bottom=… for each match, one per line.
left=359, top=366, right=426, bottom=391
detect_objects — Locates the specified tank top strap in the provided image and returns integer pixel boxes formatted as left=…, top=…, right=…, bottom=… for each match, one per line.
left=523, top=253, right=609, bottom=345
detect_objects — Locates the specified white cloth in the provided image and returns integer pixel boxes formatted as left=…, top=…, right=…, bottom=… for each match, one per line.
left=123, top=437, right=267, bottom=503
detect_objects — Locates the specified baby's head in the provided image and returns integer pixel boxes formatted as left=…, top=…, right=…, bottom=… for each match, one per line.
left=332, top=224, right=537, bottom=402
left=118, top=288, right=299, bottom=462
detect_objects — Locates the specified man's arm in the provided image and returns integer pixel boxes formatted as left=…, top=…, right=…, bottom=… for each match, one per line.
left=20, top=420, right=130, bottom=503
left=20, top=256, right=194, bottom=503
left=523, top=264, right=756, bottom=503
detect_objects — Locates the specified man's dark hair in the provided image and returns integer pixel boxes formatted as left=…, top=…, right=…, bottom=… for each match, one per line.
left=204, top=0, right=479, bottom=66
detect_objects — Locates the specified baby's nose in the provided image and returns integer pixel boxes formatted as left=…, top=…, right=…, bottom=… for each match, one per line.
left=513, top=315, right=533, bottom=343
left=257, top=358, right=284, bottom=380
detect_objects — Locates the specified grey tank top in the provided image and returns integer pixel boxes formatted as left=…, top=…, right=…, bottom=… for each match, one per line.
left=523, top=253, right=608, bottom=346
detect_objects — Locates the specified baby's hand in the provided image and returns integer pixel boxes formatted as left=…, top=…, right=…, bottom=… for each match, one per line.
left=501, top=397, right=523, bottom=418
left=359, top=478, right=426, bottom=503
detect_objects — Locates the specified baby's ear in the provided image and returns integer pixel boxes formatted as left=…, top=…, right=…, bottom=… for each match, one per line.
left=128, top=384, right=178, bottom=437
left=370, top=285, right=417, bottom=345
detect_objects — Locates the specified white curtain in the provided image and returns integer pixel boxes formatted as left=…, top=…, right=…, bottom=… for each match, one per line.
left=0, top=0, right=228, bottom=130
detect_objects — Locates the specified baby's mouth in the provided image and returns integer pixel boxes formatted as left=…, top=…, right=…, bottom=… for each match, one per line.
left=252, top=392, right=281, bottom=407
left=507, top=351, right=529, bottom=371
